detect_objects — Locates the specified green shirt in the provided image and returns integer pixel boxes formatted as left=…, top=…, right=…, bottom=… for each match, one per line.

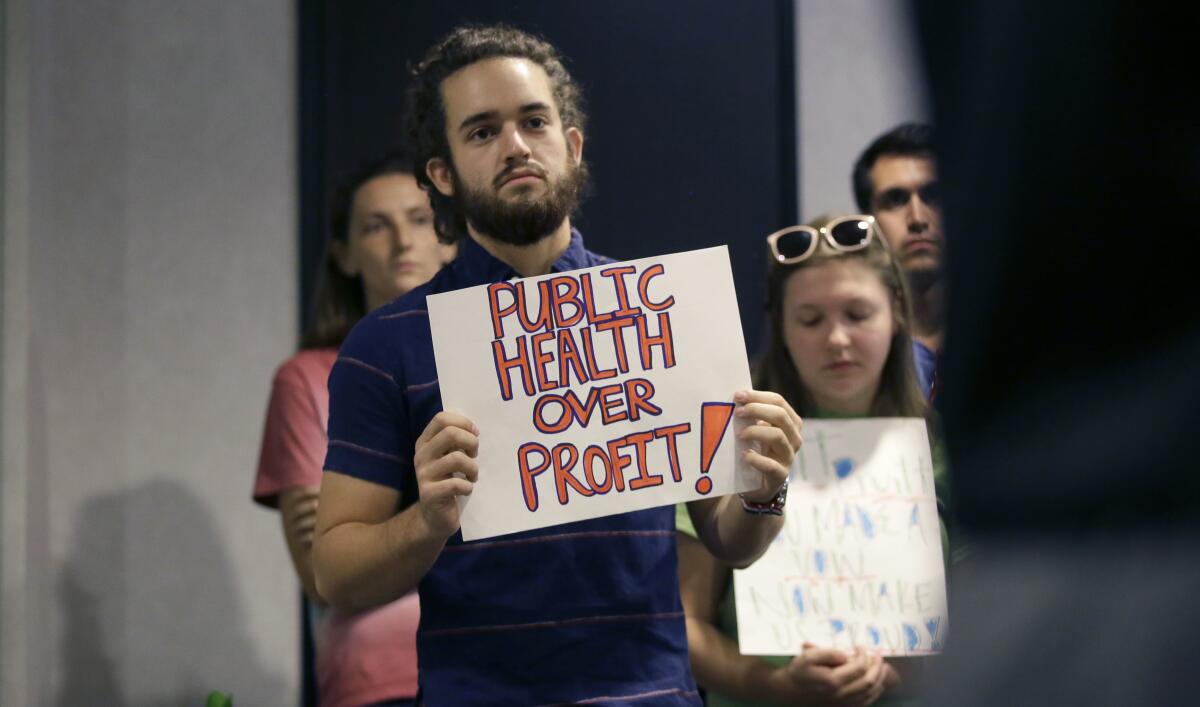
left=676, top=504, right=786, bottom=707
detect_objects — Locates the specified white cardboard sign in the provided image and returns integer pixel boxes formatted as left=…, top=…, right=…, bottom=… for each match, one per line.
left=427, top=246, right=758, bottom=541
left=733, top=418, right=948, bottom=656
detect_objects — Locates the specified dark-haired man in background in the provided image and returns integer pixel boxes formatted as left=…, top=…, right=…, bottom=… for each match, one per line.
left=853, top=123, right=942, bottom=398
left=312, top=25, right=801, bottom=706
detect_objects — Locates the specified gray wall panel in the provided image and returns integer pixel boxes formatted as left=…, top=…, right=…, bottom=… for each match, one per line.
left=797, top=0, right=930, bottom=218
left=4, top=1, right=299, bottom=704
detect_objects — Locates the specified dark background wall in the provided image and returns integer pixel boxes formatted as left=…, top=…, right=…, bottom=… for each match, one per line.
left=300, top=0, right=797, bottom=356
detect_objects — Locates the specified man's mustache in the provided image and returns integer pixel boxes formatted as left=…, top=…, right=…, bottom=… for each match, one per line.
left=493, top=162, right=548, bottom=189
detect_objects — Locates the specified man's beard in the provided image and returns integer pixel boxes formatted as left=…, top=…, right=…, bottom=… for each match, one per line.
left=453, top=158, right=586, bottom=247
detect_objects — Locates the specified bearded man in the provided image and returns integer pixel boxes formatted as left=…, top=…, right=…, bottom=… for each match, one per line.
left=311, top=25, right=800, bottom=707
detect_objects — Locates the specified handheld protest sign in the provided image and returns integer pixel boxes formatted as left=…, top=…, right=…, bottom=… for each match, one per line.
left=427, top=246, right=759, bottom=541
left=733, top=418, right=948, bottom=656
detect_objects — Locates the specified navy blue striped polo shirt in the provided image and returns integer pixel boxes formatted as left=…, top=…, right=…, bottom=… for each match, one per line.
left=325, top=231, right=700, bottom=706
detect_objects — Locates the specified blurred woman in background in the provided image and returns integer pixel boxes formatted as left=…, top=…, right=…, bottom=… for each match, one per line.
left=253, top=149, right=454, bottom=707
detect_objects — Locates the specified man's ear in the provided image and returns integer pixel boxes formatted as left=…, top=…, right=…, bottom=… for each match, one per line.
left=329, top=240, right=356, bottom=276
left=565, top=127, right=584, bottom=165
left=426, top=157, right=455, bottom=197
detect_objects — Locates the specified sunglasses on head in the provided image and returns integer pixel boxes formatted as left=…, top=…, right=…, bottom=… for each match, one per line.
left=766, top=215, right=878, bottom=265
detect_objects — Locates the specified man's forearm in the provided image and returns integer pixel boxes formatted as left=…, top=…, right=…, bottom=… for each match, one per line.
left=689, top=495, right=784, bottom=569
left=313, top=504, right=445, bottom=611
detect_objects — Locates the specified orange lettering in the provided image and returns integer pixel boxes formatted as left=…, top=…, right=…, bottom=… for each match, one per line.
left=597, top=383, right=628, bottom=425
left=552, top=444, right=592, bottom=505
left=624, top=378, right=661, bottom=422
left=493, top=337, right=535, bottom=401
left=580, top=273, right=611, bottom=324
left=488, top=282, right=518, bottom=339
left=532, top=393, right=572, bottom=434
left=637, top=264, right=675, bottom=311
left=531, top=331, right=559, bottom=390
left=518, top=280, right=553, bottom=334
left=518, top=442, right=550, bottom=511
left=564, top=386, right=603, bottom=427
left=637, top=312, right=676, bottom=369
left=625, top=431, right=664, bottom=491
left=605, top=436, right=632, bottom=492
left=594, top=317, right=635, bottom=374
left=580, top=328, right=617, bottom=380
left=582, top=445, right=614, bottom=494
left=600, top=265, right=641, bottom=319
left=655, top=423, right=692, bottom=483
left=548, top=275, right=584, bottom=328
left=557, top=328, right=588, bottom=388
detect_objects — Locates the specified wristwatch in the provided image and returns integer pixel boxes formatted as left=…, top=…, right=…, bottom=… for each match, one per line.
left=739, top=481, right=788, bottom=516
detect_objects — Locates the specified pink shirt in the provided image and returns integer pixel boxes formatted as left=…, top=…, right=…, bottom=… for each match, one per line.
left=254, top=348, right=419, bottom=707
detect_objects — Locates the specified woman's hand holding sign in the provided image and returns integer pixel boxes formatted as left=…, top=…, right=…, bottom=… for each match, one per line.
left=414, top=411, right=480, bottom=539
left=734, top=389, right=802, bottom=504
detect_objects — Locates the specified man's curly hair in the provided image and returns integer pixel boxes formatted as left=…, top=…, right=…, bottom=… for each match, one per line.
left=404, top=24, right=589, bottom=244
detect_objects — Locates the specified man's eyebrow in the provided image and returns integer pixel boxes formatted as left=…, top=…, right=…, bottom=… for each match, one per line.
left=458, top=103, right=552, bottom=133
left=459, top=110, right=498, bottom=131
left=459, top=103, right=552, bottom=131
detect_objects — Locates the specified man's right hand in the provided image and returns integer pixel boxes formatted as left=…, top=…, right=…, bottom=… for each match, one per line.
left=413, top=411, right=480, bottom=539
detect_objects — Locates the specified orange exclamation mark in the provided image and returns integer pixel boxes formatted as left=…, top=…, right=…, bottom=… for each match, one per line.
left=697, top=402, right=735, bottom=494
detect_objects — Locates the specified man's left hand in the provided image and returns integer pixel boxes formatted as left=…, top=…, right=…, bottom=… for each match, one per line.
left=733, top=389, right=802, bottom=503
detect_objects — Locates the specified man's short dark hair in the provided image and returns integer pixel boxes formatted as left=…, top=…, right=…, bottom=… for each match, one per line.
left=852, top=123, right=935, bottom=212
left=404, top=24, right=589, bottom=244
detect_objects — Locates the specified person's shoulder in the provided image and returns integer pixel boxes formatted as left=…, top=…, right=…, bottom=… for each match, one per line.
left=283, top=347, right=338, bottom=370
left=562, top=227, right=615, bottom=269
left=337, top=267, right=462, bottom=376
left=342, top=287, right=432, bottom=354
left=363, top=263, right=464, bottom=327
left=582, top=246, right=615, bottom=267
left=273, top=347, right=337, bottom=389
